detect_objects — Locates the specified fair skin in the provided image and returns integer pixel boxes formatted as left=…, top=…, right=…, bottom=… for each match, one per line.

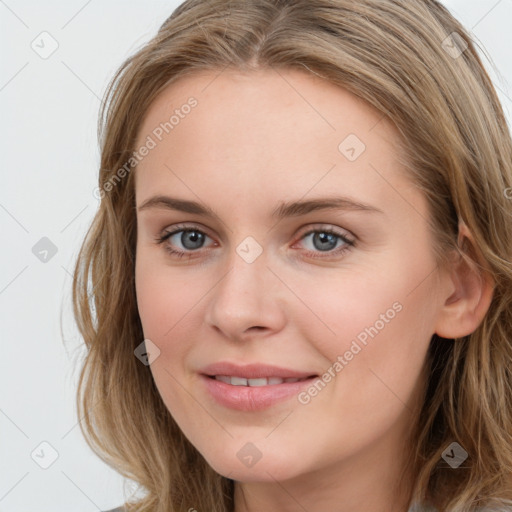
left=133, top=68, right=493, bottom=512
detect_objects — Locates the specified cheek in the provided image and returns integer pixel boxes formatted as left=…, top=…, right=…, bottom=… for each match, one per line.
left=292, top=249, right=438, bottom=412
left=134, top=260, right=198, bottom=415
left=286, top=257, right=436, bottom=363
left=135, top=256, right=205, bottom=342
left=134, top=258, right=211, bottom=413
left=291, top=274, right=436, bottom=461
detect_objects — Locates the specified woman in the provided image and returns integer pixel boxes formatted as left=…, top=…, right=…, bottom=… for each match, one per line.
left=73, top=1, right=512, bottom=510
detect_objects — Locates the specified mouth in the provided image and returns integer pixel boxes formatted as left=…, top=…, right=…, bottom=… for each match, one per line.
left=198, top=363, right=319, bottom=411
left=201, top=374, right=318, bottom=411
left=206, top=375, right=316, bottom=386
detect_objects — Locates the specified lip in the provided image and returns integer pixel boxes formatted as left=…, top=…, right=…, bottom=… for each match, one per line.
left=199, top=362, right=318, bottom=411
left=200, top=362, right=316, bottom=380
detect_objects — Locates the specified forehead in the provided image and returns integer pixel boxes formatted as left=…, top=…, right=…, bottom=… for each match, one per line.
left=133, top=67, right=416, bottom=217
left=135, top=67, right=397, bottom=148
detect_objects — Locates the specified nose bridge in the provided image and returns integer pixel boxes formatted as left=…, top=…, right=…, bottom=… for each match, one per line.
left=204, top=237, right=285, bottom=337
left=216, top=243, right=270, bottom=316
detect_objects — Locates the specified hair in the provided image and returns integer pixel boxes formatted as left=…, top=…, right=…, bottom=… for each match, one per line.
left=71, top=1, right=512, bottom=511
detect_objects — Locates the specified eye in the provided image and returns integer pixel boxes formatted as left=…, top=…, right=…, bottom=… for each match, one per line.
left=155, top=225, right=214, bottom=259
left=293, top=226, right=355, bottom=259
left=155, top=224, right=356, bottom=260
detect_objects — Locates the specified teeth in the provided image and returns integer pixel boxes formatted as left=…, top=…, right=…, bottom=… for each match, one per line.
left=231, top=376, right=248, bottom=386
left=247, top=378, right=268, bottom=387
left=214, top=376, right=306, bottom=386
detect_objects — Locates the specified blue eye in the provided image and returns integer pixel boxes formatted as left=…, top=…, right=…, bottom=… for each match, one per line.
left=297, top=228, right=354, bottom=258
left=156, top=227, right=213, bottom=258
left=155, top=225, right=355, bottom=260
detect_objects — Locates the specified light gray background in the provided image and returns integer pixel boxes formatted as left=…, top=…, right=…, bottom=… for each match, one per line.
left=1, top=1, right=511, bottom=511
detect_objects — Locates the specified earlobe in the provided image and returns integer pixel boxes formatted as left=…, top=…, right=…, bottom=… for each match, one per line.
left=434, top=222, right=495, bottom=339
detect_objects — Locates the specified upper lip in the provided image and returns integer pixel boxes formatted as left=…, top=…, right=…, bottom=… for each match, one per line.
left=200, top=362, right=317, bottom=379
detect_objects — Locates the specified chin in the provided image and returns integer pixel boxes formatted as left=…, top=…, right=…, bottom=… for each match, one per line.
left=202, top=447, right=307, bottom=482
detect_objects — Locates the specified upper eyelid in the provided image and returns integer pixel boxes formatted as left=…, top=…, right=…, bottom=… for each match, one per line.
left=162, top=223, right=215, bottom=241
left=299, top=225, right=354, bottom=241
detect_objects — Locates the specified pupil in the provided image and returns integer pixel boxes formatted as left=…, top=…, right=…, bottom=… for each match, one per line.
left=314, top=232, right=337, bottom=251
left=182, top=231, right=204, bottom=250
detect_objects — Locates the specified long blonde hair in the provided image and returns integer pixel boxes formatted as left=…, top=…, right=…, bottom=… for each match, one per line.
left=72, top=1, right=512, bottom=510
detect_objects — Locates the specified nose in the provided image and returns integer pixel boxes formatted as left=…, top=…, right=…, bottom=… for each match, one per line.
left=203, top=246, right=287, bottom=342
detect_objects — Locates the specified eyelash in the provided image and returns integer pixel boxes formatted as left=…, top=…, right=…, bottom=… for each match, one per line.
left=154, top=224, right=356, bottom=260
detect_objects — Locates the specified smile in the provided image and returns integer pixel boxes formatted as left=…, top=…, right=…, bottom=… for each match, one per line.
left=210, top=375, right=312, bottom=386
left=201, top=374, right=319, bottom=411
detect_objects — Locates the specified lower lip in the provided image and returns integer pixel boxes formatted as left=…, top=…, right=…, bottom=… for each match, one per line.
left=200, top=374, right=317, bottom=411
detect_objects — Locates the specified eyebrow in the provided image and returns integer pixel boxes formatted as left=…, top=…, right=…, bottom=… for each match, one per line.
left=137, top=195, right=384, bottom=219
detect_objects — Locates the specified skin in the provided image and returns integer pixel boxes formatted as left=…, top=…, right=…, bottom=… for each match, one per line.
left=133, top=68, right=493, bottom=512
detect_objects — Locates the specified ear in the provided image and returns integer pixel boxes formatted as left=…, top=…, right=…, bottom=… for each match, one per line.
left=434, top=221, right=495, bottom=339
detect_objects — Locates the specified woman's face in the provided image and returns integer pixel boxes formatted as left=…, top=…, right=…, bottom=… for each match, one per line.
left=134, top=68, right=451, bottom=491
